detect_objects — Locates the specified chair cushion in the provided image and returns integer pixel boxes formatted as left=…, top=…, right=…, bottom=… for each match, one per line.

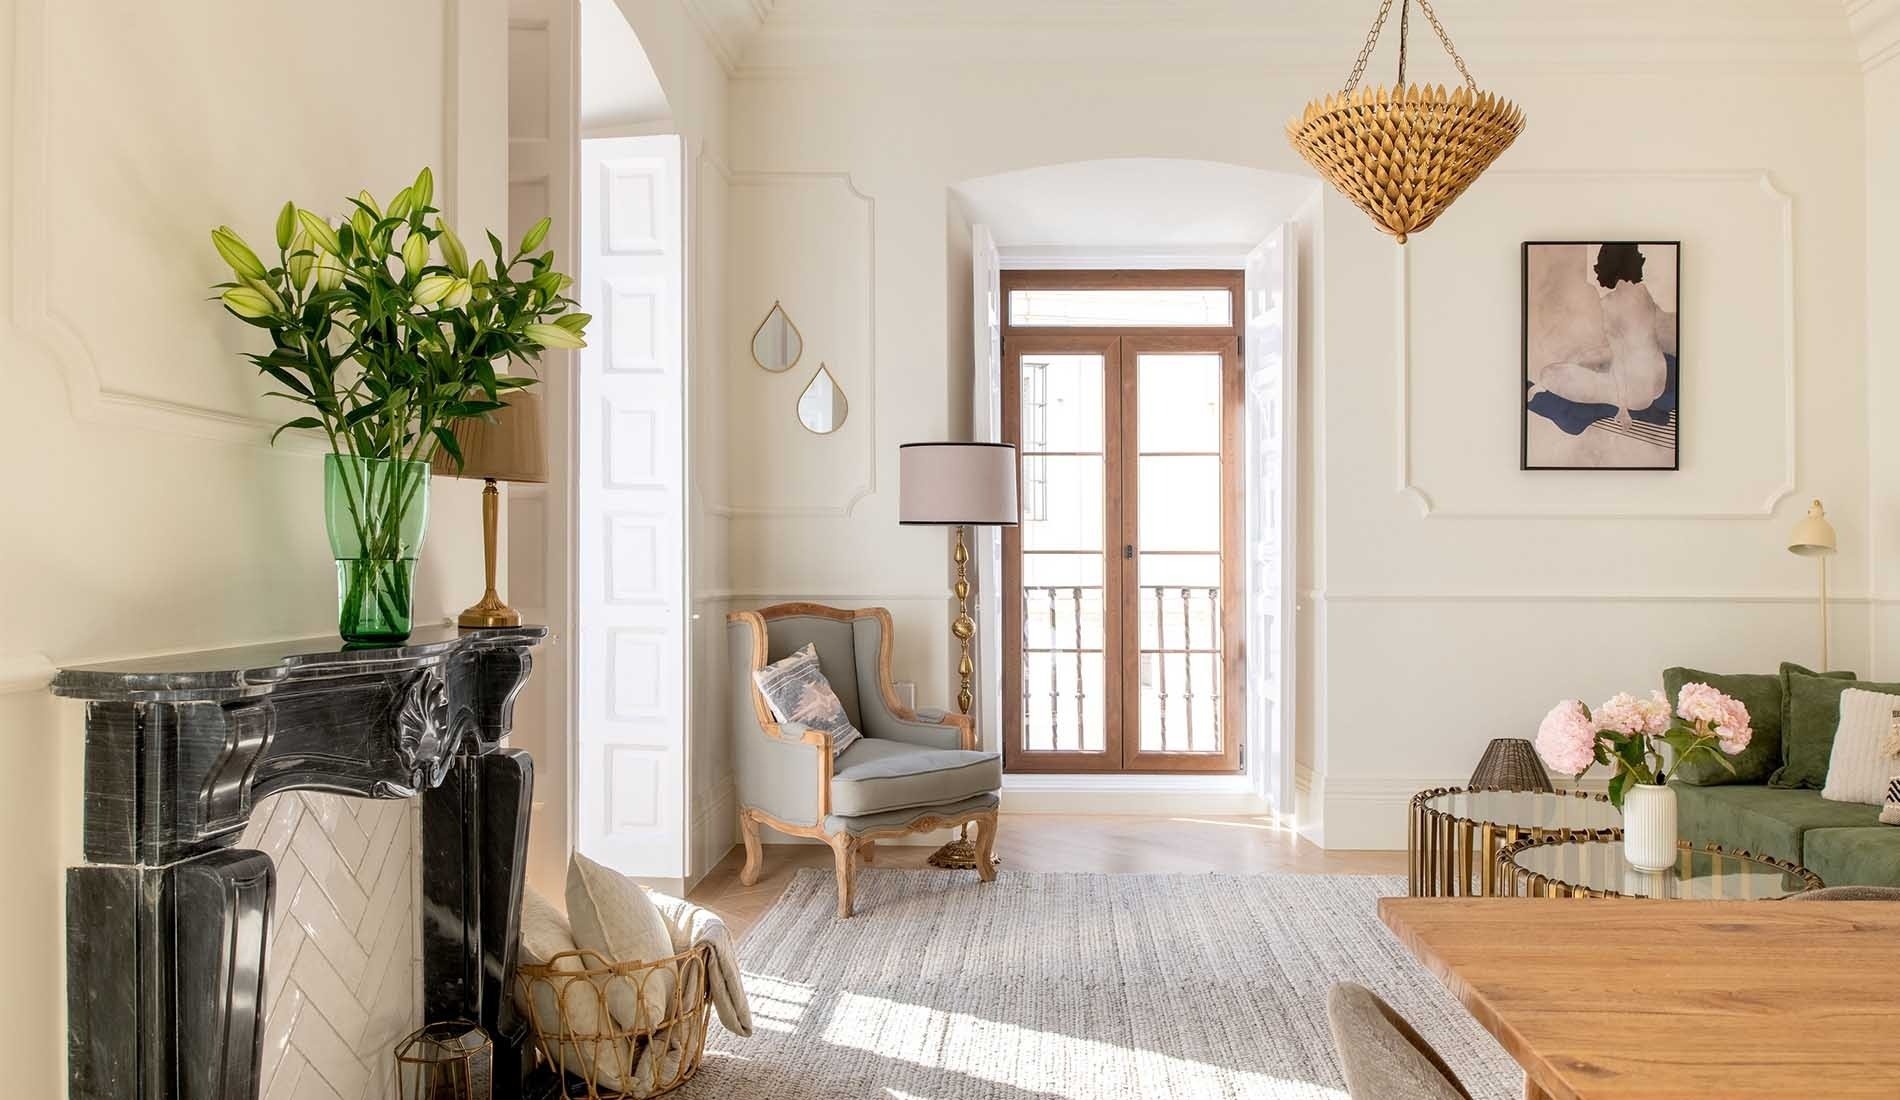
left=829, top=738, right=1002, bottom=817
left=1800, top=827, right=1900, bottom=888
left=1674, top=782, right=1881, bottom=865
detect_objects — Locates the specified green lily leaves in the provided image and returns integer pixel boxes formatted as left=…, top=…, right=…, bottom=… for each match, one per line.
left=209, top=166, right=589, bottom=470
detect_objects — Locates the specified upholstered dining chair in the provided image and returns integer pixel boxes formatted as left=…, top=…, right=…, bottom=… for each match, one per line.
left=1326, top=982, right=1473, bottom=1100
left=727, top=603, right=1003, bottom=918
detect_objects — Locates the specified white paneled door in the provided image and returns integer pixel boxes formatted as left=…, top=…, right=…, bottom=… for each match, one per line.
left=576, top=135, right=687, bottom=882
left=1244, top=226, right=1296, bottom=818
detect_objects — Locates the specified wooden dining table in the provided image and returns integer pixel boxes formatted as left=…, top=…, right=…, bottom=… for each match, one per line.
left=1379, top=897, right=1900, bottom=1100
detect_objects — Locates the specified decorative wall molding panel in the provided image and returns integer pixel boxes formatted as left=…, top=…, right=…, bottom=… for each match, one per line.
left=245, top=792, right=418, bottom=1100
left=721, top=166, right=878, bottom=517
left=1398, top=171, right=1796, bottom=520
left=9, top=0, right=461, bottom=448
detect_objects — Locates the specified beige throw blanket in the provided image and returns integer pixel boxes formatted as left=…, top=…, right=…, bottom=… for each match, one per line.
left=651, top=891, right=753, bottom=1037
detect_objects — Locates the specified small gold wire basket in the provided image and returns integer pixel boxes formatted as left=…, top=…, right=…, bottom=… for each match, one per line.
left=514, top=943, right=715, bottom=1099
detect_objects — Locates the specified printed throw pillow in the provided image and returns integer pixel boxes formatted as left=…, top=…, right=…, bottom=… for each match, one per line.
left=1772, top=663, right=1895, bottom=790
left=1822, top=688, right=1900, bottom=805
left=752, top=642, right=863, bottom=756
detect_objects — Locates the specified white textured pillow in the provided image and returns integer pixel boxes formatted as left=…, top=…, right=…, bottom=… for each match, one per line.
left=513, top=889, right=630, bottom=1087
left=752, top=643, right=863, bottom=756
left=566, top=853, right=679, bottom=1030
left=1822, top=687, right=1900, bottom=804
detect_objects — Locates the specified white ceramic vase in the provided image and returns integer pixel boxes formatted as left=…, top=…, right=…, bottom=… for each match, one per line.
left=1621, top=782, right=1678, bottom=872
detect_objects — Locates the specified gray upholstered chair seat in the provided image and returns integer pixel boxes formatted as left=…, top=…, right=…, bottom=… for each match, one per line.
left=830, top=739, right=1003, bottom=817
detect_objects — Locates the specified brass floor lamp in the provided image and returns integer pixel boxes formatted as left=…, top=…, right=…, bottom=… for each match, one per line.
left=899, top=441, right=1019, bottom=869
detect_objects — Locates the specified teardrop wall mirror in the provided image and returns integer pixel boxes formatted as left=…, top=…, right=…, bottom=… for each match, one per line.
left=797, top=363, right=847, bottom=434
left=750, top=300, right=804, bottom=373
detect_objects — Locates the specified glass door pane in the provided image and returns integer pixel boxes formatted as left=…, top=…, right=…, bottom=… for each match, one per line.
left=1018, top=353, right=1109, bottom=756
left=1132, top=353, right=1227, bottom=758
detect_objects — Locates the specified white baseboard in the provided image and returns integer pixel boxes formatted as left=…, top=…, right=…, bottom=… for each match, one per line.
left=1001, top=773, right=1271, bottom=816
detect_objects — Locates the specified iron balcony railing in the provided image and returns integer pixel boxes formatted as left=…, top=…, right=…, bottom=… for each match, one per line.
left=1020, top=584, right=1222, bottom=753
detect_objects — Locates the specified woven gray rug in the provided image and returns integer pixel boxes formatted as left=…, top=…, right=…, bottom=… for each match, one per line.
left=679, top=869, right=1520, bottom=1099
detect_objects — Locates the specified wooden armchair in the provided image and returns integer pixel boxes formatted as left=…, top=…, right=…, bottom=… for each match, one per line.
left=727, top=603, right=1001, bottom=917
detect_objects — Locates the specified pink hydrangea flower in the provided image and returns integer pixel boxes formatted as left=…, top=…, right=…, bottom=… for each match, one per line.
left=1676, top=682, right=1752, bottom=755
left=1596, top=690, right=1672, bottom=737
left=1536, top=699, right=1599, bottom=775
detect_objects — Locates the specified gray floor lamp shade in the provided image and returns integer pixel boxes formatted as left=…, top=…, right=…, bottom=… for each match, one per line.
left=1468, top=737, right=1554, bottom=792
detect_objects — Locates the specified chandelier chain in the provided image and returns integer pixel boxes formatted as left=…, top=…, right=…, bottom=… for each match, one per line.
left=1342, top=0, right=1479, bottom=94
left=1342, top=0, right=1397, bottom=94
left=1415, top=0, right=1480, bottom=91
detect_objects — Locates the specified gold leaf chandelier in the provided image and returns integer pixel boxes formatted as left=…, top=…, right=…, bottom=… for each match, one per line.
left=1287, top=0, right=1525, bottom=244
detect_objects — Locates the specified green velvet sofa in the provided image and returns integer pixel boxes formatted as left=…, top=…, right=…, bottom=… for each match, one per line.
left=1665, top=662, right=1900, bottom=888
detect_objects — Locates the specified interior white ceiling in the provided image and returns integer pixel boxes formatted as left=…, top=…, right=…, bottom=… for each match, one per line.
left=582, top=0, right=671, bottom=132
left=953, top=159, right=1319, bottom=254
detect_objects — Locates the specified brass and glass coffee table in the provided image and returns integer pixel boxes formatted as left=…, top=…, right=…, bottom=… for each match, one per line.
left=1499, top=835, right=1823, bottom=899
left=1408, top=787, right=1620, bottom=896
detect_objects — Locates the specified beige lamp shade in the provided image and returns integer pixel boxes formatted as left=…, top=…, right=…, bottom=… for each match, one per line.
left=899, top=442, right=1018, bottom=526
left=430, top=389, right=549, bottom=484
left=1788, top=499, right=1837, bottom=557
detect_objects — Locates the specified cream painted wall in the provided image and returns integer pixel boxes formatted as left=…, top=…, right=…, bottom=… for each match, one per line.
left=716, top=4, right=1871, bottom=848
left=1862, top=1, right=1900, bottom=681
left=0, top=0, right=503, bottom=1091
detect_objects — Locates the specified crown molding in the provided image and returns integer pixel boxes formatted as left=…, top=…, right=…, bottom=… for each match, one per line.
left=679, top=0, right=774, bottom=74
left=1846, top=0, right=1900, bottom=70
left=738, top=3, right=1859, bottom=77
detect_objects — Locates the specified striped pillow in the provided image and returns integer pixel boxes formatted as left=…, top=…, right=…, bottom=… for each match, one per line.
left=752, top=643, right=862, bottom=756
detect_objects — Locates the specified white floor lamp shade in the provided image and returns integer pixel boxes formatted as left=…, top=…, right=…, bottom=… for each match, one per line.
left=899, top=443, right=1019, bottom=526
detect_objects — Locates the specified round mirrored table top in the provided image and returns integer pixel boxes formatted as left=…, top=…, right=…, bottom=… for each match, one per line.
left=1418, top=787, right=1622, bottom=832
left=1508, top=838, right=1819, bottom=900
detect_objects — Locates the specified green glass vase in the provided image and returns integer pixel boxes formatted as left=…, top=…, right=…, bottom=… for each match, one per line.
left=324, top=454, right=431, bottom=644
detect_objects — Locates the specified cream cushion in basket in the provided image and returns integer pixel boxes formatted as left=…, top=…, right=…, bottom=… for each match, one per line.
left=514, top=889, right=631, bottom=1088
left=566, top=852, right=679, bottom=1030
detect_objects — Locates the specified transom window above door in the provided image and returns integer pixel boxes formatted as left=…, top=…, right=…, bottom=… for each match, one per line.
left=1007, top=286, right=1235, bottom=328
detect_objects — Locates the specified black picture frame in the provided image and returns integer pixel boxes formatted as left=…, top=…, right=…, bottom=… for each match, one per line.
left=1521, top=240, right=1682, bottom=471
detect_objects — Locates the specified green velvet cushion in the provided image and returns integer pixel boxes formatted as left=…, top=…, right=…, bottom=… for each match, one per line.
left=1661, top=668, right=1784, bottom=785
left=1672, top=782, right=1881, bottom=866
left=1771, top=664, right=1893, bottom=790
left=1800, top=827, right=1900, bottom=889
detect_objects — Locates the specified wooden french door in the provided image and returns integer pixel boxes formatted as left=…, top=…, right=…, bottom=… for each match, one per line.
left=1001, top=271, right=1244, bottom=774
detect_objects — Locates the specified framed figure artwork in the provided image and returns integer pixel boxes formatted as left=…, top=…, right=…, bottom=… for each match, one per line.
left=1522, top=241, right=1680, bottom=470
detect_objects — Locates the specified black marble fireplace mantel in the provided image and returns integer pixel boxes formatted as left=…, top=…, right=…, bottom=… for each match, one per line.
left=54, top=625, right=545, bottom=1100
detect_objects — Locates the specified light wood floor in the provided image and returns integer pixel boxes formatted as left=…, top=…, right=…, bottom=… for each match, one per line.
left=686, top=813, right=1404, bottom=937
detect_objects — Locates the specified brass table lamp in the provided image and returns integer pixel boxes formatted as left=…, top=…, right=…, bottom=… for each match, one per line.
left=431, top=390, right=548, bottom=628
left=899, top=441, right=1019, bottom=869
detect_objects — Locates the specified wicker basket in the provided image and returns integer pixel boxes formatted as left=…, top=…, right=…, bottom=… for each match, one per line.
left=514, top=943, right=715, bottom=1099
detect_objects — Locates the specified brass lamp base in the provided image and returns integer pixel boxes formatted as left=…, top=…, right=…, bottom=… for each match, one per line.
left=456, top=477, right=522, bottom=629
left=457, top=592, right=522, bottom=629
left=926, top=833, right=982, bottom=870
